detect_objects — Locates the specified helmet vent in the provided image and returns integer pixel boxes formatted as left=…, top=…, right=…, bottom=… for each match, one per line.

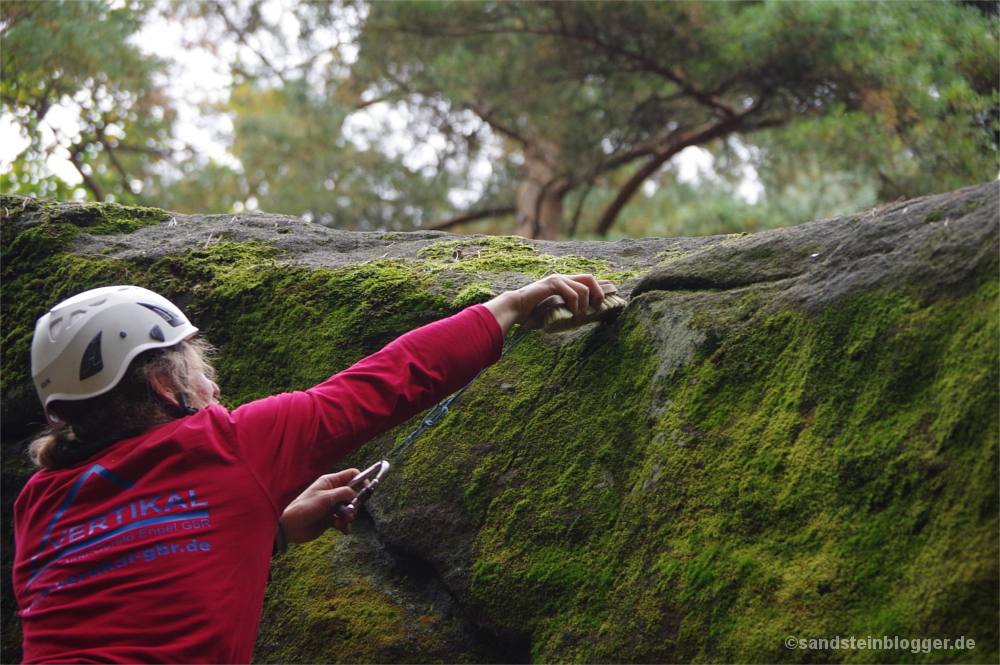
left=150, top=325, right=165, bottom=342
left=47, top=316, right=64, bottom=343
left=138, top=302, right=185, bottom=327
left=79, top=331, right=104, bottom=381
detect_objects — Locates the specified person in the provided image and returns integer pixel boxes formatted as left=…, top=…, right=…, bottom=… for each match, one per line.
left=13, top=274, right=605, bottom=663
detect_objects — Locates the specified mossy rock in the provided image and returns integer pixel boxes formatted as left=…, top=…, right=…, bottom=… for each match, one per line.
left=1, top=182, right=997, bottom=664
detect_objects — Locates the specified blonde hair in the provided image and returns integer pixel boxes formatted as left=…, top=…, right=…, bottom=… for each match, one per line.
left=29, top=338, right=217, bottom=470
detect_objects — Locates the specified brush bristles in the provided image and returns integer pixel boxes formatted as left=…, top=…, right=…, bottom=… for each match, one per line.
left=541, top=294, right=628, bottom=333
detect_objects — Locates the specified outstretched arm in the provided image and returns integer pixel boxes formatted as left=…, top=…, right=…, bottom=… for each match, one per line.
left=274, top=274, right=608, bottom=547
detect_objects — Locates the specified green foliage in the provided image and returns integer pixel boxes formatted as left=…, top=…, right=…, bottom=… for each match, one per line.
left=572, top=170, right=878, bottom=240
left=0, top=0, right=994, bottom=238
left=353, top=0, right=998, bottom=235
left=1, top=0, right=175, bottom=204
left=742, top=1, right=999, bottom=202
left=219, top=79, right=465, bottom=230
left=6, top=0, right=996, bottom=237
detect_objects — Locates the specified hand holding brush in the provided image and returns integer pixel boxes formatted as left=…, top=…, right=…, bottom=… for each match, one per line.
left=530, top=281, right=627, bottom=332
left=483, top=273, right=627, bottom=334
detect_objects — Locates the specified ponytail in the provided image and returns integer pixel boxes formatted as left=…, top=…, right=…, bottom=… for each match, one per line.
left=28, top=429, right=95, bottom=469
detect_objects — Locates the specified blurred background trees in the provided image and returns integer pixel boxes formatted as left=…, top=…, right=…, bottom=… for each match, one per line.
left=2, top=0, right=997, bottom=239
left=1, top=1, right=174, bottom=202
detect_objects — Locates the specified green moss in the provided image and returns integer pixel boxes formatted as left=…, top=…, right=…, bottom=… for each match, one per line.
left=256, top=514, right=499, bottom=664
left=157, top=254, right=447, bottom=405
left=384, top=280, right=998, bottom=663
left=3, top=195, right=996, bottom=664
left=922, top=208, right=947, bottom=223
left=921, top=190, right=988, bottom=225
left=1, top=197, right=174, bottom=390
left=59, top=201, right=171, bottom=235
left=452, top=282, right=497, bottom=309
left=417, top=236, right=537, bottom=261
left=655, top=248, right=691, bottom=264
left=1, top=195, right=170, bottom=237
left=417, top=235, right=636, bottom=282
left=959, top=198, right=985, bottom=215
left=382, top=316, right=660, bottom=635
left=258, top=536, right=413, bottom=663
left=1, top=252, right=138, bottom=398
left=634, top=283, right=999, bottom=664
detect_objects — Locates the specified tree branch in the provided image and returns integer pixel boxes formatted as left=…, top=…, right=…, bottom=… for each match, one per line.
left=594, top=115, right=784, bottom=236
left=568, top=179, right=596, bottom=237
left=425, top=206, right=515, bottom=231
left=469, top=103, right=531, bottom=146
left=209, top=0, right=288, bottom=85
left=68, top=146, right=105, bottom=202
left=109, top=143, right=172, bottom=158
left=94, top=126, right=136, bottom=195
left=525, top=26, right=739, bottom=117
left=405, top=23, right=740, bottom=118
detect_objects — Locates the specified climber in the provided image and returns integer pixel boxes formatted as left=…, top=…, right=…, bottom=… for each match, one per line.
left=12, top=274, right=604, bottom=664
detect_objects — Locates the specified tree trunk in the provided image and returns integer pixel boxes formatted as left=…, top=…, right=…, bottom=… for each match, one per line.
left=515, top=139, right=569, bottom=240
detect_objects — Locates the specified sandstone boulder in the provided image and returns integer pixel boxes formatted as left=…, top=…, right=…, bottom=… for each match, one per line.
left=2, top=182, right=996, bottom=663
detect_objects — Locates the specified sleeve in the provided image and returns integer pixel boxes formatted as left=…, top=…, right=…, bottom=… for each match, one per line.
left=228, top=305, right=504, bottom=512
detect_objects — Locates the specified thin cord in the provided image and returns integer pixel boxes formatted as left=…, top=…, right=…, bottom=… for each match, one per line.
left=383, top=326, right=532, bottom=464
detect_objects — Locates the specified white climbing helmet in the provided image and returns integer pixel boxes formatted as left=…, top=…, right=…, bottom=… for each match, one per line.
left=31, top=285, right=199, bottom=417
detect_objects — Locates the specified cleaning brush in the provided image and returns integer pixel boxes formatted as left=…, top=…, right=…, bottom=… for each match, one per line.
left=533, top=283, right=628, bottom=333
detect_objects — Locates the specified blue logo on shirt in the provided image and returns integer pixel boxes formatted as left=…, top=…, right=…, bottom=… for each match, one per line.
left=28, top=464, right=210, bottom=587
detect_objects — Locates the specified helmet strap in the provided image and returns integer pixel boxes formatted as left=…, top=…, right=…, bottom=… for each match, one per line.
left=179, top=392, right=199, bottom=417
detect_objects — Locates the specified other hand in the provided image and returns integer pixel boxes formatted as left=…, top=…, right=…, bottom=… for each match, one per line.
left=280, top=469, right=360, bottom=543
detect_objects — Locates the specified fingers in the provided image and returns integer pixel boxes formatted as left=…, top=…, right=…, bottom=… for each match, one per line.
left=544, top=274, right=604, bottom=319
left=568, top=274, right=604, bottom=313
left=308, top=469, right=363, bottom=507
left=309, top=468, right=360, bottom=493
left=485, top=272, right=608, bottom=334
left=330, top=513, right=353, bottom=536
left=324, top=484, right=359, bottom=509
left=316, top=469, right=366, bottom=532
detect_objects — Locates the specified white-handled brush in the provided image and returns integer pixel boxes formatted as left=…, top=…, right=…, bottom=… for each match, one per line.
left=533, top=283, right=627, bottom=333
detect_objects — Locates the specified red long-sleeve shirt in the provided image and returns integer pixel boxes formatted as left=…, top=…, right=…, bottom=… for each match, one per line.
left=14, top=305, right=503, bottom=664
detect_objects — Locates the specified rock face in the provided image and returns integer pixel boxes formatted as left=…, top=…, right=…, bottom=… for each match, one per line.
left=2, top=183, right=997, bottom=664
